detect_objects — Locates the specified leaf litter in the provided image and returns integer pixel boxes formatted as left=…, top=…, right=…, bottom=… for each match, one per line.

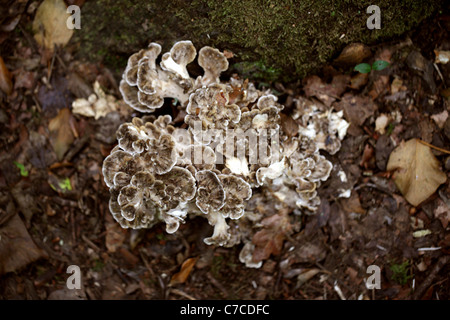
left=0, top=5, right=449, bottom=301
left=387, top=139, right=447, bottom=206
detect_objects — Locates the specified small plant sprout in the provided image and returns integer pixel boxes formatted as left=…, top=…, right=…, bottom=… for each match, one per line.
left=354, top=60, right=390, bottom=73
left=13, top=161, right=29, bottom=177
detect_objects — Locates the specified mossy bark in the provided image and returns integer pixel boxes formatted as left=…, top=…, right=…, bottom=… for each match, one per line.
left=72, top=0, right=443, bottom=82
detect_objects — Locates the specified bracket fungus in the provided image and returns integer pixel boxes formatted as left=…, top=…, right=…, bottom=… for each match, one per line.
left=103, top=40, right=349, bottom=267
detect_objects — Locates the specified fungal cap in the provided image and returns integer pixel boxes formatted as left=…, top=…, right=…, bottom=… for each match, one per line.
left=160, top=40, right=197, bottom=79
left=198, top=46, right=229, bottom=85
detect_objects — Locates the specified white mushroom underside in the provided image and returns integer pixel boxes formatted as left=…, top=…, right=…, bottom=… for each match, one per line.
left=161, top=55, right=190, bottom=79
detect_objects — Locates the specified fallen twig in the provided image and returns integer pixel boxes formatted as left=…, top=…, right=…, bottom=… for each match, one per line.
left=412, top=255, right=450, bottom=300
left=170, top=288, right=197, bottom=300
left=418, top=139, right=450, bottom=155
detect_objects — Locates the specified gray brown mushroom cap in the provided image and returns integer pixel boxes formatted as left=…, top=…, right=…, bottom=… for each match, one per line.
left=197, top=46, right=229, bottom=86
left=124, top=43, right=162, bottom=86
left=102, top=116, right=198, bottom=231
left=185, top=83, right=241, bottom=145
left=195, top=170, right=225, bottom=214
left=218, top=174, right=252, bottom=220
left=106, top=41, right=351, bottom=264
left=160, top=40, right=196, bottom=79
left=120, top=41, right=198, bottom=113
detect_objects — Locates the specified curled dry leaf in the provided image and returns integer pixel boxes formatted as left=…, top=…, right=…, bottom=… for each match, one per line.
left=0, top=56, right=13, bottom=95
left=387, top=139, right=447, bottom=207
left=170, top=257, right=198, bottom=286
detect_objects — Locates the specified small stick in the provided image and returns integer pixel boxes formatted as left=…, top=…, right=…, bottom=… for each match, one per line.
left=170, top=288, right=197, bottom=300
left=412, top=255, right=450, bottom=300
left=81, top=234, right=100, bottom=252
left=418, top=139, right=450, bottom=155
left=48, top=49, right=57, bottom=82
left=433, top=63, right=446, bottom=88
left=139, top=248, right=156, bottom=278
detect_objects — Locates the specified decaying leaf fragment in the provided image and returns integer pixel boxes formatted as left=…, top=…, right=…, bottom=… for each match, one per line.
left=251, top=212, right=293, bottom=263
left=72, top=81, right=118, bottom=119
left=0, top=214, right=47, bottom=275
left=387, top=139, right=447, bottom=206
left=48, top=108, right=75, bottom=160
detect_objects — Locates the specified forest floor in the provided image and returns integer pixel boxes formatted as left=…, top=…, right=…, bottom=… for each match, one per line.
left=0, top=2, right=449, bottom=300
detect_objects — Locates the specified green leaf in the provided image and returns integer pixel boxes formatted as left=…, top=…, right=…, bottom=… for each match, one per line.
left=354, top=63, right=372, bottom=73
left=58, top=177, right=72, bottom=191
left=372, top=60, right=390, bottom=71
left=13, top=161, right=29, bottom=177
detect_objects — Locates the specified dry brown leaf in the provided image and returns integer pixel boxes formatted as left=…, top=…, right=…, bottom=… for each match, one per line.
left=387, top=139, right=447, bottom=206
left=280, top=113, right=299, bottom=137
left=303, top=74, right=350, bottom=107
left=170, top=257, right=198, bottom=286
left=349, top=72, right=368, bottom=90
left=340, top=192, right=366, bottom=215
left=296, top=269, right=320, bottom=288
left=434, top=199, right=450, bottom=229
left=0, top=214, right=47, bottom=275
left=334, top=93, right=377, bottom=136
left=48, top=108, right=75, bottom=160
left=368, top=75, right=389, bottom=100
left=251, top=212, right=293, bottom=263
left=430, top=110, right=448, bottom=129
left=32, top=0, right=73, bottom=51
left=0, top=56, right=13, bottom=95
left=333, top=43, right=372, bottom=68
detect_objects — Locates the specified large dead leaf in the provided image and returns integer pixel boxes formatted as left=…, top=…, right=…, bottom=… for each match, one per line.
left=32, top=0, right=73, bottom=51
left=251, top=212, right=293, bottom=263
left=0, top=214, right=47, bottom=275
left=387, top=139, right=447, bottom=206
left=170, top=257, right=198, bottom=286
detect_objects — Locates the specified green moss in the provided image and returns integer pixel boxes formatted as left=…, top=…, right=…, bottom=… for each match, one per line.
left=233, top=60, right=282, bottom=82
left=390, top=261, right=413, bottom=285
left=73, top=0, right=444, bottom=82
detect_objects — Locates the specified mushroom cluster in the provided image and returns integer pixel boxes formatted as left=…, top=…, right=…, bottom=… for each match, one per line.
left=103, top=41, right=349, bottom=263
